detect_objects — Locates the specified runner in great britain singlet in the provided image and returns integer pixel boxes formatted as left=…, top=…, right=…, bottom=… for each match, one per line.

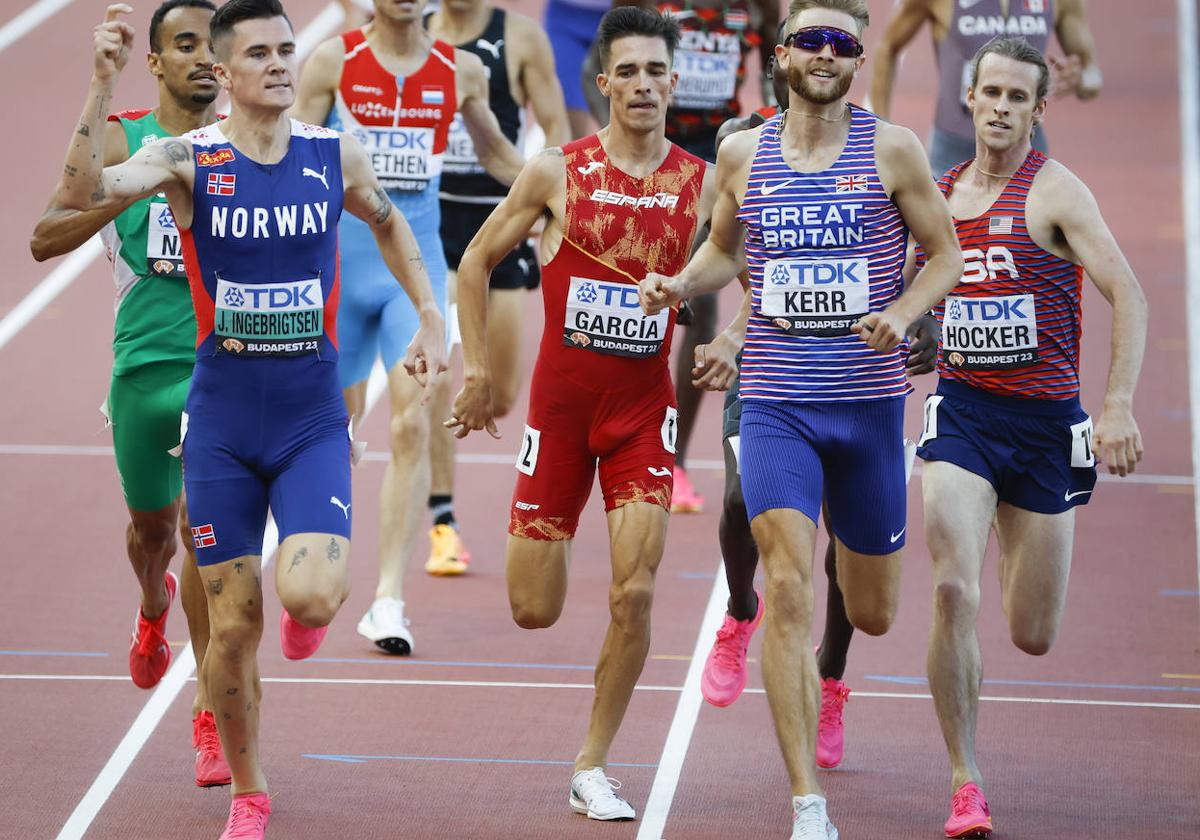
left=327, top=30, right=457, bottom=386
left=178, top=119, right=353, bottom=565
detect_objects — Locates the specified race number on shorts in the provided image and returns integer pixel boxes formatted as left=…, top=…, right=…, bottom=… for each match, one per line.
left=918, top=395, right=943, bottom=447
left=516, top=425, right=541, bottom=476
left=661, top=406, right=678, bottom=454
left=1070, top=416, right=1096, bottom=468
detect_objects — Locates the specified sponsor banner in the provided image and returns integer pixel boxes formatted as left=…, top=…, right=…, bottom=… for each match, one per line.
left=563, top=276, right=668, bottom=358
left=214, top=278, right=324, bottom=357
left=146, top=201, right=185, bottom=277
left=942, top=294, right=1038, bottom=370
left=758, top=257, right=870, bottom=336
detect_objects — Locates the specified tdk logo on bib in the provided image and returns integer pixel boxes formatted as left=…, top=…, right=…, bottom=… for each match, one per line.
left=564, top=277, right=668, bottom=358
left=214, top=278, right=325, bottom=357
left=943, top=294, right=1038, bottom=370
left=759, top=257, right=870, bottom=336
left=355, top=126, right=439, bottom=191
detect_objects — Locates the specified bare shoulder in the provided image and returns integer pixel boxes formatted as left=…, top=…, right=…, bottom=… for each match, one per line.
left=874, top=119, right=924, bottom=160
left=505, top=9, right=548, bottom=45
left=305, top=35, right=345, bottom=84
left=524, top=146, right=568, bottom=184
left=1029, top=157, right=1095, bottom=217
left=454, top=47, right=486, bottom=77
left=715, top=124, right=760, bottom=170
left=144, top=135, right=194, bottom=165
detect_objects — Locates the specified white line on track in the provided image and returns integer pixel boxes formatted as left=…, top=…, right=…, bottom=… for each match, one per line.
left=1177, top=0, right=1200, bottom=610
left=8, top=672, right=1198, bottom=711
left=638, top=565, right=729, bottom=840
left=0, top=237, right=102, bottom=352
left=53, top=7, right=350, bottom=837
left=0, top=0, right=74, bottom=54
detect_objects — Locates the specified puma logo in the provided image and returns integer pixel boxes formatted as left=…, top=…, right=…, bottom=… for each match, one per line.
left=577, top=161, right=605, bottom=176
left=303, top=166, right=329, bottom=190
left=330, top=496, right=351, bottom=519
left=475, top=37, right=503, bottom=61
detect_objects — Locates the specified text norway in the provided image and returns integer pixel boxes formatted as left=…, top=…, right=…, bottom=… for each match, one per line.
left=211, top=202, right=328, bottom=239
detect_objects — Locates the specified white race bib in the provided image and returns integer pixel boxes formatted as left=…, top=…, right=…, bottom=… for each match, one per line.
left=355, top=126, right=440, bottom=191
left=759, top=257, right=870, bottom=336
left=146, top=200, right=185, bottom=277
left=673, top=49, right=740, bottom=109
left=564, top=276, right=668, bottom=357
left=942, top=294, right=1038, bottom=370
left=213, top=277, right=324, bottom=357
left=442, top=113, right=482, bottom=176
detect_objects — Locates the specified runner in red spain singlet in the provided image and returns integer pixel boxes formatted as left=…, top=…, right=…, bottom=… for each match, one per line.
left=447, top=8, right=718, bottom=821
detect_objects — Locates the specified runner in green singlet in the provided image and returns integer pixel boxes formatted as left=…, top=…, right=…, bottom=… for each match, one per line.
left=30, top=0, right=231, bottom=788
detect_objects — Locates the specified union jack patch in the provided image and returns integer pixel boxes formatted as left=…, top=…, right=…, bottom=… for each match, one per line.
left=191, top=523, right=217, bottom=548
left=835, top=174, right=868, bottom=192
left=206, top=173, right=235, bottom=196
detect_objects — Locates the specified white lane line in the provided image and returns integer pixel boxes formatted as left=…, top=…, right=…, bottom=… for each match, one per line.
left=12, top=671, right=1198, bottom=713
left=53, top=9, right=353, bottom=835
left=637, top=564, right=728, bottom=840
left=0, top=0, right=74, bottom=54
left=1178, top=0, right=1200, bottom=606
left=0, top=237, right=102, bottom=352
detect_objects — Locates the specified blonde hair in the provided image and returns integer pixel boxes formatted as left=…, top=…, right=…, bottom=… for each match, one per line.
left=786, top=0, right=870, bottom=36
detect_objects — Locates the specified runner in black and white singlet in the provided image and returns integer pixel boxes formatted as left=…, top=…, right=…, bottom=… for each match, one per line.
left=869, top=0, right=1102, bottom=176
left=639, top=3, right=963, bottom=835
left=53, top=2, right=445, bottom=836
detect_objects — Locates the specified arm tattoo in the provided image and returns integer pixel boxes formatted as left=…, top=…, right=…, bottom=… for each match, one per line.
left=538, top=147, right=564, bottom=157
left=371, top=187, right=393, bottom=225
left=77, top=123, right=90, bottom=137
left=162, top=139, right=190, bottom=165
left=234, top=561, right=244, bottom=574
left=90, top=186, right=106, bottom=203
left=326, top=538, right=341, bottom=564
left=63, top=164, right=78, bottom=177
left=226, top=687, right=238, bottom=695
left=208, top=578, right=223, bottom=595
left=287, top=547, right=308, bottom=574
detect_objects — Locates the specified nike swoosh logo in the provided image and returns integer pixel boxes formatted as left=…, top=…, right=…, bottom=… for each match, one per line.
left=1064, top=489, right=1092, bottom=501
left=890, top=528, right=906, bottom=543
left=760, top=179, right=797, bottom=196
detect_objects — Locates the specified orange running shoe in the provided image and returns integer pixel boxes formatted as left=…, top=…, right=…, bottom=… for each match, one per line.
left=279, top=610, right=327, bottom=661
left=219, top=792, right=271, bottom=839
left=424, top=524, right=471, bottom=576
left=670, top=466, right=705, bottom=513
left=193, top=710, right=232, bottom=787
left=944, top=782, right=992, bottom=838
left=816, top=678, right=850, bottom=769
left=129, top=571, right=177, bottom=689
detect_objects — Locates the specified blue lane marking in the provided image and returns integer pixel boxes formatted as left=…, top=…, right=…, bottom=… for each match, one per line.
left=0, top=650, right=108, bottom=657
left=865, top=675, right=1200, bottom=693
left=303, top=754, right=657, bottom=768
left=1161, top=589, right=1200, bottom=597
left=678, top=571, right=714, bottom=580
left=306, top=658, right=595, bottom=670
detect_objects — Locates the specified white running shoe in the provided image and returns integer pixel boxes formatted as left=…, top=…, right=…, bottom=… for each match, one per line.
left=569, top=767, right=636, bottom=821
left=791, top=795, right=838, bottom=840
left=357, top=597, right=414, bottom=655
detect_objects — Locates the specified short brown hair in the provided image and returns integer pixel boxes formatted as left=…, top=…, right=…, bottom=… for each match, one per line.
left=596, top=7, right=681, bottom=71
left=786, top=0, right=870, bottom=36
left=970, top=37, right=1050, bottom=101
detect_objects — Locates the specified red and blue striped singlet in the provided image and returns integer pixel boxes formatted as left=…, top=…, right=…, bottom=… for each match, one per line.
left=933, top=150, right=1084, bottom=399
left=736, top=106, right=910, bottom=402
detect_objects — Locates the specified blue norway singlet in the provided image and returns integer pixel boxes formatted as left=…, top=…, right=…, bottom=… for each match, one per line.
left=180, top=119, right=344, bottom=369
left=735, top=106, right=911, bottom=402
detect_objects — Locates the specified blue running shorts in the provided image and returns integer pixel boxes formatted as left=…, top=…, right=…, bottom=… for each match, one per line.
left=739, top=397, right=908, bottom=554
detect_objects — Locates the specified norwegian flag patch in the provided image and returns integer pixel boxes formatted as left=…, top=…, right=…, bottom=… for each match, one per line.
left=421, top=86, right=445, bottom=105
left=835, top=174, right=869, bottom=192
left=191, top=523, right=217, bottom=548
left=989, top=216, right=1014, bottom=236
left=206, top=173, right=236, bottom=196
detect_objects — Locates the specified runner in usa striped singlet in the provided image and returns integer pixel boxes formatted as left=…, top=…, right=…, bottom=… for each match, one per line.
left=51, top=3, right=446, bottom=834
left=915, top=39, right=1146, bottom=839
left=638, top=3, right=963, bottom=835
left=448, top=8, right=718, bottom=822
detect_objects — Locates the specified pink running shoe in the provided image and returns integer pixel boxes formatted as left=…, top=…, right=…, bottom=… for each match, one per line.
left=129, top=571, right=178, bottom=689
left=816, top=677, right=850, bottom=769
left=670, top=466, right=705, bottom=513
left=280, top=610, right=328, bottom=661
left=193, top=710, right=232, bottom=787
left=220, top=792, right=271, bottom=839
left=700, top=592, right=764, bottom=707
left=944, top=782, right=992, bottom=838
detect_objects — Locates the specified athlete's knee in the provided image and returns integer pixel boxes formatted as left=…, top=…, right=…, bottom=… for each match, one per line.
left=510, top=595, right=562, bottom=629
left=280, top=587, right=346, bottom=629
left=845, top=596, right=895, bottom=637
left=129, top=516, right=178, bottom=562
left=1009, top=612, right=1058, bottom=656
left=207, top=602, right=263, bottom=661
left=609, top=568, right=655, bottom=634
left=763, top=566, right=813, bottom=628
left=932, top=576, right=980, bottom=627
left=388, top=401, right=430, bottom=454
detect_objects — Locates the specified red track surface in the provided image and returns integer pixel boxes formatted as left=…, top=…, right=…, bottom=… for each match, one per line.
left=1, top=1, right=1197, bottom=838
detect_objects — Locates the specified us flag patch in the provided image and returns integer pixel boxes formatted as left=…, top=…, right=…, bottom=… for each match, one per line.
left=421, top=86, right=445, bottom=105
left=835, top=174, right=868, bottom=192
left=206, top=173, right=236, bottom=196
left=989, top=216, right=1014, bottom=235
left=191, top=524, right=217, bottom=548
